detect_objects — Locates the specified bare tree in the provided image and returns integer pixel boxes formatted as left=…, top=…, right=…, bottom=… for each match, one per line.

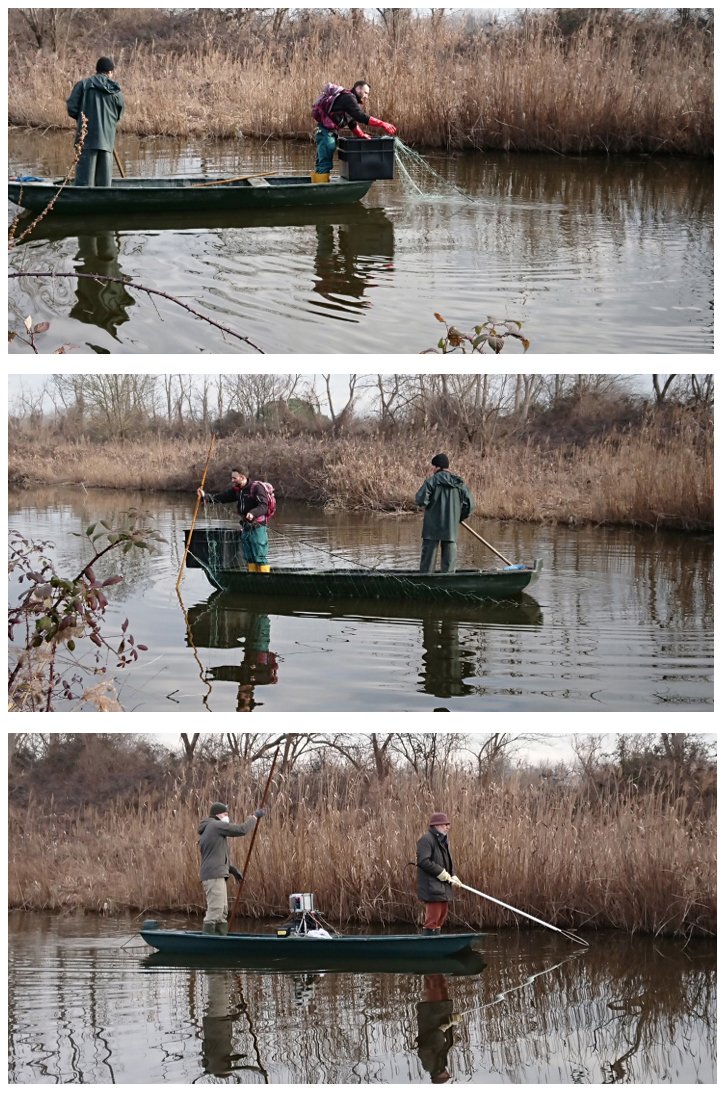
left=652, top=374, right=678, bottom=404
left=180, top=733, right=201, bottom=762
left=17, top=8, right=76, bottom=52
left=322, top=373, right=359, bottom=434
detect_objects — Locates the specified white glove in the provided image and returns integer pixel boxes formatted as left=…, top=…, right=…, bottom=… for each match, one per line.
left=439, top=1013, right=463, bottom=1032
left=450, top=875, right=462, bottom=887
left=437, top=869, right=452, bottom=883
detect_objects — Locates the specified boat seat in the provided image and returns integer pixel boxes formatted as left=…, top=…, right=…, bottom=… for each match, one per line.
left=248, top=177, right=272, bottom=188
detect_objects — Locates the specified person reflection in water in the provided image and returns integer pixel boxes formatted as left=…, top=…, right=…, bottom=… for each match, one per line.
left=207, top=612, right=278, bottom=712
left=420, top=617, right=476, bottom=698
left=311, top=210, right=394, bottom=315
left=202, top=971, right=241, bottom=1078
left=69, top=231, right=133, bottom=338
left=416, top=974, right=462, bottom=1084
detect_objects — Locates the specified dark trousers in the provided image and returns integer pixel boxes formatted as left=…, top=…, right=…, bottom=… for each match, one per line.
left=75, top=148, right=113, bottom=187
left=424, top=901, right=449, bottom=929
left=420, top=540, right=457, bottom=574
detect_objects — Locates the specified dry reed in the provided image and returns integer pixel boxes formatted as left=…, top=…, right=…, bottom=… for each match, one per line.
left=7, top=14, right=713, bottom=155
left=8, top=416, right=713, bottom=531
left=8, top=766, right=715, bottom=936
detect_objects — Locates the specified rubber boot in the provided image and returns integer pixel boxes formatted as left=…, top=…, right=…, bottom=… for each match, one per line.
left=215, top=920, right=229, bottom=935
left=422, top=927, right=438, bottom=936
left=258, top=564, right=270, bottom=573
left=203, top=920, right=217, bottom=934
left=311, top=172, right=330, bottom=183
left=247, top=562, right=258, bottom=573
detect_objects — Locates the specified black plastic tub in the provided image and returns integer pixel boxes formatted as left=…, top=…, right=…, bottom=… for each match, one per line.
left=337, top=136, right=395, bottom=180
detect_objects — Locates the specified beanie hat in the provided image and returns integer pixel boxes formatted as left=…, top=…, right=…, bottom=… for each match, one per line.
left=209, top=801, right=228, bottom=817
left=96, top=57, right=115, bottom=73
left=430, top=812, right=450, bottom=826
left=431, top=454, right=449, bottom=469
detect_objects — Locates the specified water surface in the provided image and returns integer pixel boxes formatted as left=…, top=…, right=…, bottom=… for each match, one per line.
left=8, top=912, right=715, bottom=1084
left=8, top=487, right=713, bottom=712
left=8, top=131, right=712, bottom=354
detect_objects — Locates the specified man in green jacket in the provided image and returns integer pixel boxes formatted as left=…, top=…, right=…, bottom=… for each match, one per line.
left=66, top=57, right=125, bottom=187
left=415, top=454, right=475, bottom=574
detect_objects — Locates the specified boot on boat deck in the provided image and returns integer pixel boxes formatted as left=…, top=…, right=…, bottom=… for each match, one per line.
left=422, top=927, right=441, bottom=936
left=215, top=921, right=229, bottom=935
left=203, top=921, right=217, bottom=934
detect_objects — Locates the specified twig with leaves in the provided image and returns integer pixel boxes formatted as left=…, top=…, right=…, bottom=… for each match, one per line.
left=8, top=272, right=265, bottom=353
left=8, top=510, right=166, bottom=712
left=8, top=114, right=88, bottom=250
left=422, top=312, right=530, bottom=354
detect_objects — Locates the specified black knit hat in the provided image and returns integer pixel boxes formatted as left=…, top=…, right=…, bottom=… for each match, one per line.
left=431, top=453, right=449, bottom=469
left=96, top=56, right=115, bottom=73
left=209, top=801, right=228, bottom=817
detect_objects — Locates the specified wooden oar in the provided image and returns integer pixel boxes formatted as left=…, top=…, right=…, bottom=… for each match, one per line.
left=461, top=520, right=514, bottom=567
left=113, top=147, right=126, bottom=178
left=189, top=172, right=278, bottom=189
left=228, top=744, right=281, bottom=932
left=176, top=433, right=215, bottom=590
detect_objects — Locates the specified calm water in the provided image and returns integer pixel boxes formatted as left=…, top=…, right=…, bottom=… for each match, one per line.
left=8, top=487, right=713, bottom=712
left=8, top=912, right=715, bottom=1084
left=8, top=130, right=713, bottom=354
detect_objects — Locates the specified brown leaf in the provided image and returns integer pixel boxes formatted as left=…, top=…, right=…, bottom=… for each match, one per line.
left=34, top=321, right=50, bottom=334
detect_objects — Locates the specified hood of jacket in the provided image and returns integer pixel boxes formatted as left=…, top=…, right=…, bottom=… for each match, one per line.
left=84, top=74, right=122, bottom=94
left=432, top=470, right=466, bottom=489
left=198, top=818, right=213, bottom=836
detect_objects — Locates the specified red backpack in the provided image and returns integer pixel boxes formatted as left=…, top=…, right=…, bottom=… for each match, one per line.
left=250, top=481, right=277, bottom=521
left=311, top=83, right=348, bottom=130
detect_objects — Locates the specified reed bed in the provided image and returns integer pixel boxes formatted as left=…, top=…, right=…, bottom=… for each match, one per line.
left=8, top=416, right=713, bottom=531
left=8, top=767, right=715, bottom=937
left=8, top=14, right=713, bottom=154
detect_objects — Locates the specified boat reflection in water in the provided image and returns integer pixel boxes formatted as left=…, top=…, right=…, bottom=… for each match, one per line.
left=185, top=591, right=542, bottom=706
left=16, top=203, right=394, bottom=341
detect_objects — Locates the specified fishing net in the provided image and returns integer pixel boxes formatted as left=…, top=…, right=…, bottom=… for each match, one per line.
left=394, top=139, right=476, bottom=204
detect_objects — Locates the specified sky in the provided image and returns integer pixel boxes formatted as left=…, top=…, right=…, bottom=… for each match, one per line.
left=144, top=733, right=717, bottom=766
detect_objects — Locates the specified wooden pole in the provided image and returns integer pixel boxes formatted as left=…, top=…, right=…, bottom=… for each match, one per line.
left=189, top=172, right=278, bottom=189
left=228, top=744, right=281, bottom=932
left=460, top=520, right=514, bottom=567
left=113, top=147, right=126, bottom=178
left=176, top=434, right=215, bottom=590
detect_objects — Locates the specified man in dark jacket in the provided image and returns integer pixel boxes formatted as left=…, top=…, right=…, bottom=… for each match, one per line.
left=415, top=454, right=475, bottom=575
left=66, top=57, right=125, bottom=187
left=198, top=469, right=272, bottom=573
left=416, top=812, right=462, bottom=934
left=312, top=80, right=396, bottom=183
left=198, top=801, right=265, bottom=934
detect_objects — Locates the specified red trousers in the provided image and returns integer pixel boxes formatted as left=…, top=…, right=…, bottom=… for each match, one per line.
left=424, top=901, right=449, bottom=929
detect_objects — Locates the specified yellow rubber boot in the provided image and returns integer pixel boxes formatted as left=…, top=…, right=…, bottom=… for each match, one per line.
left=247, top=563, right=258, bottom=573
left=311, top=172, right=330, bottom=184
left=258, top=564, right=271, bottom=574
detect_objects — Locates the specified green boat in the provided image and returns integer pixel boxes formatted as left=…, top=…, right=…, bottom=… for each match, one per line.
left=8, top=174, right=374, bottom=214
left=140, top=925, right=486, bottom=964
left=184, top=527, right=543, bottom=602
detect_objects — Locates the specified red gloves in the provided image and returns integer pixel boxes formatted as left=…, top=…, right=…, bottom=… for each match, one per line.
left=368, top=117, right=397, bottom=136
left=351, top=125, right=372, bottom=140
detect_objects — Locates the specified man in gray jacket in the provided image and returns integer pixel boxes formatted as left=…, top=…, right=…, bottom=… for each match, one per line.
left=415, top=454, right=475, bottom=574
left=199, top=801, right=265, bottom=934
left=416, top=812, right=462, bottom=934
left=66, top=56, right=125, bottom=187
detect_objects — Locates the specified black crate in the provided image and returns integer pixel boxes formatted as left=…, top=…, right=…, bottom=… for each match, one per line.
left=337, top=136, right=395, bottom=181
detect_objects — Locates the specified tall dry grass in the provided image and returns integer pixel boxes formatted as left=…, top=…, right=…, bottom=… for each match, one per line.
left=8, top=414, right=713, bottom=531
left=8, top=766, right=715, bottom=936
left=8, top=13, right=713, bottom=154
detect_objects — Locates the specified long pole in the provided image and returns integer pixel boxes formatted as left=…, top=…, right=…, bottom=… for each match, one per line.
left=460, top=520, right=514, bottom=567
left=176, top=434, right=215, bottom=590
left=455, top=881, right=588, bottom=947
left=228, top=744, right=281, bottom=932
left=189, top=172, right=278, bottom=189
left=113, top=147, right=126, bottom=178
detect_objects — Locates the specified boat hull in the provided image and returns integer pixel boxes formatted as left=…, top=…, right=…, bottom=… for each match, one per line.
left=8, top=175, right=374, bottom=214
left=184, top=528, right=543, bottom=601
left=142, top=946, right=487, bottom=977
left=140, top=929, right=485, bottom=962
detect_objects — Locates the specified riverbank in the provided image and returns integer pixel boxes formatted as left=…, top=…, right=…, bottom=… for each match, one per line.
left=7, top=11, right=712, bottom=154
left=8, top=765, right=715, bottom=937
left=8, top=418, right=713, bottom=531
